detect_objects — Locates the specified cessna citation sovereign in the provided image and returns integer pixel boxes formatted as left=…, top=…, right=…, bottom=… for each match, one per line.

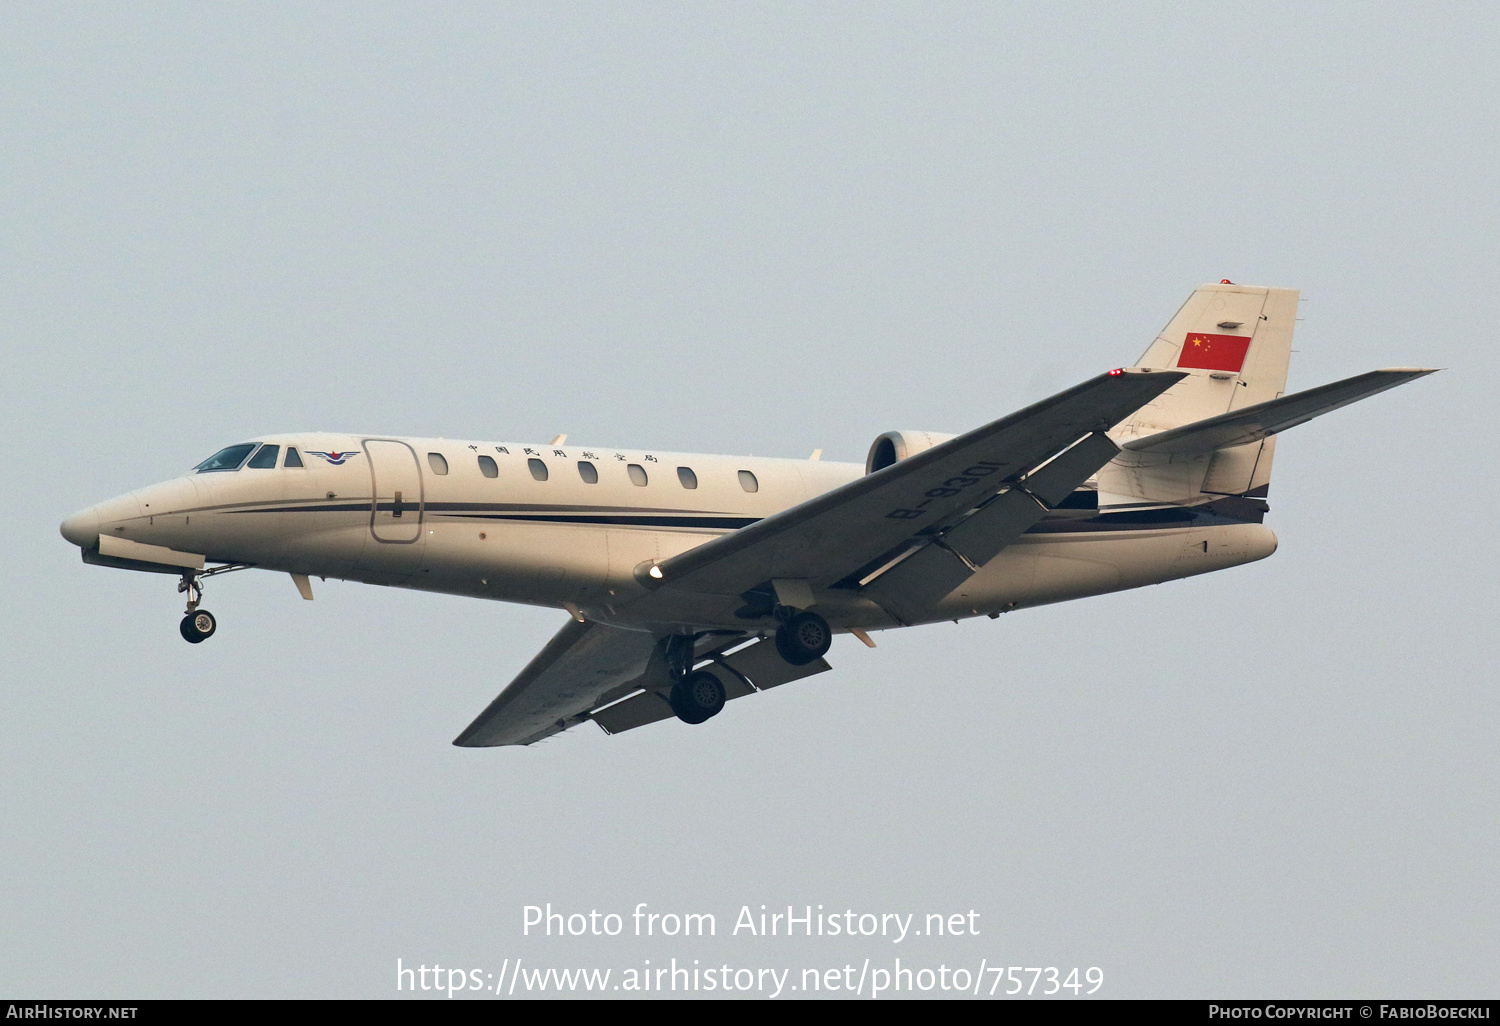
left=61, top=283, right=1433, bottom=747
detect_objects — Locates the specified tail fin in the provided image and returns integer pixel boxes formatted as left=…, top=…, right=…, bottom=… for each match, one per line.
left=1099, top=282, right=1299, bottom=510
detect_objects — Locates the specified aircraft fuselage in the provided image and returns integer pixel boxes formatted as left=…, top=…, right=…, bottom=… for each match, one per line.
left=60, top=432, right=1276, bottom=635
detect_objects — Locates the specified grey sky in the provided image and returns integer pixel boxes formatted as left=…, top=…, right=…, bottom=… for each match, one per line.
left=2, top=2, right=1495, bottom=998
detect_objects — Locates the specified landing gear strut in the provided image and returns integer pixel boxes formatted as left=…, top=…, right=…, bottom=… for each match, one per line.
left=775, top=609, right=832, bottom=666
left=177, top=572, right=216, bottom=644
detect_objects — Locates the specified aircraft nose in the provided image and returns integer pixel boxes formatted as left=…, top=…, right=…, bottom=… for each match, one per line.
left=60, top=506, right=100, bottom=548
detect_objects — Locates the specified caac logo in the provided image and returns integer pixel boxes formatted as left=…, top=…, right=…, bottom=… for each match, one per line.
left=306, top=450, right=361, bottom=465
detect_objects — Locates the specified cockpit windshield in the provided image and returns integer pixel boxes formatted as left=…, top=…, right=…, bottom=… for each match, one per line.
left=194, top=443, right=257, bottom=473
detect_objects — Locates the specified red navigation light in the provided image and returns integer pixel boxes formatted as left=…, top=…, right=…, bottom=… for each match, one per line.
left=1108, top=368, right=1123, bottom=376
left=1220, top=279, right=1234, bottom=284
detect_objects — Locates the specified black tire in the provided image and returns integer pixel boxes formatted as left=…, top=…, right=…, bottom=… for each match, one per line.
left=667, top=685, right=695, bottom=723
left=671, top=670, right=727, bottom=725
left=775, top=610, right=831, bottom=666
left=180, top=609, right=216, bottom=644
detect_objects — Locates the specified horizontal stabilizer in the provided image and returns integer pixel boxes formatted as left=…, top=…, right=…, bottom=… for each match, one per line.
left=1122, top=368, right=1437, bottom=456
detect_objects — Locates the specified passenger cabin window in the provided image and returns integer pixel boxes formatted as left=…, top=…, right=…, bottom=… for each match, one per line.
left=283, top=447, right=305, bottom=468
left=427, top=452, right=449, bottom=475
left=677, top=466, right=698, bottom=489
left=528, top=458, right=549, bottom=481
left=477, top=455, right=498, bottom=478
left=577, top=461, right=598, bottom=484
left=627, top=463, right=648, bottom=487
left=738, top=470, right=759, bottom=493
left=246, top=444, right=280, bottom=469
left=195, top=443, right=257, bottom=473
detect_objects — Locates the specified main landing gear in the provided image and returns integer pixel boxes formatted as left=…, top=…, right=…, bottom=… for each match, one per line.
left=774, top=608, right=832, bottom=666
left=670, top=670, right=727, bottom=725
left=659, top=634, right=729, bottom=726
left=662, top=608, right=831, bottom=726
left=177, top=572, right=216, bottom=643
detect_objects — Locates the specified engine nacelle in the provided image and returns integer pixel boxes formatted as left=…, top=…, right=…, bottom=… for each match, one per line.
left=865, top=430, right=958, bottom=474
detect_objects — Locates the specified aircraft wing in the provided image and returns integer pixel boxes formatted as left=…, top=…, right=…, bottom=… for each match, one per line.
left=635, top=368, right=1186, bottom=610
left=454, top=367, right=1184, bottom=746
left=452, top=619, right=660, bottom=747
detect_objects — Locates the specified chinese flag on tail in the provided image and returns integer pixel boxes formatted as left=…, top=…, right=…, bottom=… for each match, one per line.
left=1177, top=332, right=1251, bottom=373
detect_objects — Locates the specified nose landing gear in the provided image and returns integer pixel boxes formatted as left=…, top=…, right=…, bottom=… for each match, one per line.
left=177, top=572, right=216, bottom=643
left=171, top=562, right=250, bottom=643
left=180, top=608, right=217, bottom=643
left=176, top=566, right=244, bottom=644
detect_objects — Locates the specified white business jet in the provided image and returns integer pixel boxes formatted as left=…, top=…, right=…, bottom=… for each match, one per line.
left=60, top=283, right=1433, bottom=746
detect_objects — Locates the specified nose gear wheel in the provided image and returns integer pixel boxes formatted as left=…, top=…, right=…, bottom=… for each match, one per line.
left=180, top=609, right=217, bottom=643
left=173, top=565, right=247, bottom=643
